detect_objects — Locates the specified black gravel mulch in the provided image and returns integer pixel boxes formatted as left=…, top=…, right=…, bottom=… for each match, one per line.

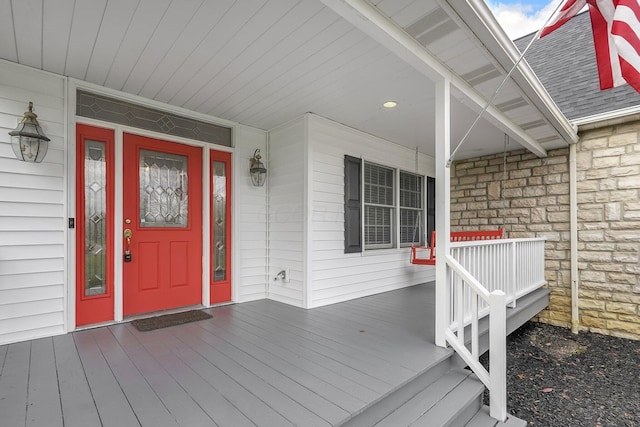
left=480, top=322, right=640, bottom=427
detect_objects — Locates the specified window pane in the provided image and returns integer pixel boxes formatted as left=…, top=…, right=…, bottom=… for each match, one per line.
left=212, top=161, right=227, bottom=282
left=84, top=140, right=107, bottom=296
left=364, top=206, right=392, bottom=246
left=400, top=208, right=422, bottom=244
left=400, top=171, right=423, bottom=245
left=400, top=172, right=422, bottom=208
left=364, top=163, right=394, bottom=206
left=139, top=150, right=189, bottom=228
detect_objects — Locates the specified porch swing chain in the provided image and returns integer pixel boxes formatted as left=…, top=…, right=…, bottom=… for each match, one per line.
left=412, top=147, right=421, bottom=246
left=501, top=134, right=509, bottom=232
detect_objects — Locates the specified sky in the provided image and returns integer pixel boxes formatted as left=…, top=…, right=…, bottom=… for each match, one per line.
left=485, top=0, right=565, bottom=40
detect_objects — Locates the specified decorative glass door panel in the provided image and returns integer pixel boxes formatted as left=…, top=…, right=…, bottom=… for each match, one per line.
left=76, top=124, right=115, bottom=326
left=123, top=134, right=202, bottom=316
left=84, top=140, right=108, bottom=296
left=210, top=150, right=232, bottom=304
left=213, top=160, right=227, bottom=281
left=139, top=150, right=189, bottom=228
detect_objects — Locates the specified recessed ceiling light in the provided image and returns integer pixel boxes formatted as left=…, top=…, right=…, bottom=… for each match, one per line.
left=383, top=101, right=398, bottom=108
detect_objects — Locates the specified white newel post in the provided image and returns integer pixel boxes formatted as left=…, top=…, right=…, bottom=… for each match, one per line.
left=489, top=290, right=507, bottom=422
left=435, top=78, right=451, bottom=348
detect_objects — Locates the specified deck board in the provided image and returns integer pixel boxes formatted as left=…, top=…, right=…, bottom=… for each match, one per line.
left=171, top=323, right=326, bottom=427
left=53, top=334, right=102, bottom=427
left=219, top=308, right=383, bottom=401
left=126, top=325, right=256, bottom=427
left=203, top=317, right=366, bottom=416
left=89, top=327, right=179, bottom=427
left=180, top=320, right=345, bottom=425
left=73, top=330, right=141, bottom=427
left=233, top=305, right=400, bottom=392
left=0, top=282, right=450, bottom=427
left=200, top=313, right=366, bottom=412
left=108, top=325, right=218, bottom=427
left=0, top=341, right=30, bottom=426
left=239, top=302, right=421, bottom=382
left=26, top=338, right=64, bottom=427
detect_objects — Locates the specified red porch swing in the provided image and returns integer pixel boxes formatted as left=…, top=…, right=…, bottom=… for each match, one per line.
left=411, top=133, right=510, bottom=265
left=410, top=229, right=504, bottom=265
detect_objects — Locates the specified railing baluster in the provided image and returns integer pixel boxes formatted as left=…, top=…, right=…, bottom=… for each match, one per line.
left=471, top=292, right=479, bottom=359
left=509, top=240, right=517, bottom=308
left=457, top=275, right=465, bottom=346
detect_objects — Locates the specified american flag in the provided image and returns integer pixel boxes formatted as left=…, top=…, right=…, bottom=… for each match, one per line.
left=540, top=0, right=640, bottom=93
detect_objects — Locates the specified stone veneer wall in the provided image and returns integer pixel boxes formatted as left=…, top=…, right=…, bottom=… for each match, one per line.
left=451, top=120, right=640, bottom=340
left=575, top=120, right=640, bottom=339
left=451, top=148, right=573, bottom=330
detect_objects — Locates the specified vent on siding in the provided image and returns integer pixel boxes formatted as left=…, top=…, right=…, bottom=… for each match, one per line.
left=76, top=90, right=232, bottom=146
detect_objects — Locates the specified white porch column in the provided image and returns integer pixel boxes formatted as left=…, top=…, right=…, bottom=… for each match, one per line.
left=435, top=78, right=451, bottom=347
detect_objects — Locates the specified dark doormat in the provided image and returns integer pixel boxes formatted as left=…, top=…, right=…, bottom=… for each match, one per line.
left=131, top=310, right=212, bottom=332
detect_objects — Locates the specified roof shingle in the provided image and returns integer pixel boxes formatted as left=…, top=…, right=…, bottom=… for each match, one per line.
left=515, top=12, right=639, bottom=120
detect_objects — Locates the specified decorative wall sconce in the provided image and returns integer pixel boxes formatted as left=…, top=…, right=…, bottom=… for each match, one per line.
left=9, top=102, right=50, bottom=163
left=249, top=148, right=267, bottom=187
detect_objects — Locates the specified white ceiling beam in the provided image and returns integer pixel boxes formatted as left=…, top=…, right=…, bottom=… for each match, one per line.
left=319, top=0, right=548, bottom=158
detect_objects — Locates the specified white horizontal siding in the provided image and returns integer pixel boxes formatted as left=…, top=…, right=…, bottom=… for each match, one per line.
left=0, top=60, right=66, bottom=344
left=307, top=114, right=435, bottom=308
left=0, top=171, right=64, bottom=190
left=267, top=118, right=305, bottom=307
left=234, top=125, right=268, bottom=303
left=0, top=217, right=65, bottom=231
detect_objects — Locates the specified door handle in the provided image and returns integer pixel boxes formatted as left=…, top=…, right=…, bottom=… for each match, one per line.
left=124, top=229, right=132, bottom=262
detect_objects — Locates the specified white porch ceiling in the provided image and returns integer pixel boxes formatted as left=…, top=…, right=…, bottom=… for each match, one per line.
left=0, top=0, right=576, bottom=160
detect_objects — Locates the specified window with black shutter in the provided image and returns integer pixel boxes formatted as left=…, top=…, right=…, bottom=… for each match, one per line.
left=344, top=155, right=431, bottom=252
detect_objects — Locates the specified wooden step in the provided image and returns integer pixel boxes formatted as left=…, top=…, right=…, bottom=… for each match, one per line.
left=376, top=368, right=484, bottom=427
left=341, top=365, right=485, bottom=427
left=465, top=406, right=527, bottom=427
left=339, top=353, right=453, bottom=426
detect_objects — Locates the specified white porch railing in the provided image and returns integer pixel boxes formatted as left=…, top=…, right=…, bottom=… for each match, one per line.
left=443, top=237, right=546, bottom=422
left=450, top=237, right=546, bottom=309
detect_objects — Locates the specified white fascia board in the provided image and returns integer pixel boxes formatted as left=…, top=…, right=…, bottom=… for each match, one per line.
left=573, top=105, right=640, bottom=129
left=454, top=0, right=578, bottom=144
left=320, top=0, right=548, bottom=158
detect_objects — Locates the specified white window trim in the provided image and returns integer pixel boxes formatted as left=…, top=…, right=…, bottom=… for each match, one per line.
left=360, top=160, right=426, bottom=252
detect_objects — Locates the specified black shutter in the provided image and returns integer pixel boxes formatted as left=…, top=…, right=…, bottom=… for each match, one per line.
left=426, top=177, right=436, bottom=246
left=344, top=155, right=362, bottom=253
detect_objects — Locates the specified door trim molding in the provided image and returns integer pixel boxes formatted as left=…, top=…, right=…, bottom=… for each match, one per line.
left=67, top=79, right=239, bottom=331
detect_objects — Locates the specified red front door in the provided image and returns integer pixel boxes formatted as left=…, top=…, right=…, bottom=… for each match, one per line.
left=122, top=133, right=203, bottom=316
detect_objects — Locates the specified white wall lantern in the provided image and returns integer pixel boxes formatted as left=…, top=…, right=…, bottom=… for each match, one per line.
left=9, top=102, right=50, bottom=163
left=249, top=148, right=267, bottom=187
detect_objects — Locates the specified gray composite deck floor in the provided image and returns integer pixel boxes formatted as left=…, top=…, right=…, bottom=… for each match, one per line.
left=0, top=282, right=453, bottom=427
